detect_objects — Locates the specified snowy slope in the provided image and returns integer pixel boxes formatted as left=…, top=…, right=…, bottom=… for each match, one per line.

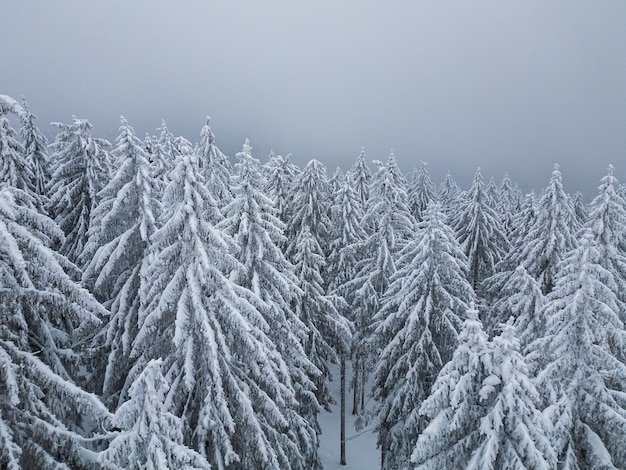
left=318, top=364, right=379, bottom=470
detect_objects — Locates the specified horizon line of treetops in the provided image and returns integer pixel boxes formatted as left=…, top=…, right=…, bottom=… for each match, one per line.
left=1, top=94, right=625, bottom=469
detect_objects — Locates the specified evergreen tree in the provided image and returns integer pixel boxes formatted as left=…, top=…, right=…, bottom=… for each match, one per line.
left=347, top=155, right=415, bottom=415
left=197, top=117, right=232, bottom=211
left=285, top=159, right=332, bottom=260
left=149, top=120, right=178, bottom=197
left=571, top=191, right=588, bottom=227
left=47, top=118, right=110, bottom=265
left=451, top=168, right=509, bottom=294
left=98, top=359, right=211, bottom=470
left=412, top=317, right=554, bottom=469
left=484, top=265, right=545, bottom=344
left=0, top=117, right=32, bottom=195
left=348, top=148, right=371, bottom=211
left=0, top=186, right=111, bottom=469
left=80, top=117, right=158, bottom=405
left=132, top=148, right=308, bottom=468
left=372, top=204, right=474, bottom=469
left=292, top=225, right=352, bottom=412
left=509, top=164, right=579, bottom=294
left=264, top=152, right=300, bottom=225
left=327, top=175, right=369, bottom=462
left=438, top=171, right=461, bottom=218
left=497, top=173, right=518, bottom=236
left=530, top=231, right=626, bottom=468
left=220, top=141, right=322, bottom=468
left=586, top=165, right=626, bottom=314
left=19, top=99, right=50, bottom=206
left=507, top=192, right=538, bottom=254
left=407, top=161, right=436, bottom=222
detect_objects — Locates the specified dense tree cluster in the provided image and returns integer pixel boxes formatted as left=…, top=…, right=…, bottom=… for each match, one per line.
left=1, top=95, right=625, bottom=468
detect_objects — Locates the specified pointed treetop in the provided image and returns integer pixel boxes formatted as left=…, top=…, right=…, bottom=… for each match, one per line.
left=607, top=163, right=614, bottom=177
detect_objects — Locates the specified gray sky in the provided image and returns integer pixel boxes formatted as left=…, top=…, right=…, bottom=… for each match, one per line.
left=2, top=0, right=625, bottom=197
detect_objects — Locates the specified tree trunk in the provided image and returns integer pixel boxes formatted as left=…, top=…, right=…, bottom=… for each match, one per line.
left=352, top=357, right=360, bottom=415
left=340, top=355, right=347, bottom=465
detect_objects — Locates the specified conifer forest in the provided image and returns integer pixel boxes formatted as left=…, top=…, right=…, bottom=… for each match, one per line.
left=1, top=94, right=626, bottom=469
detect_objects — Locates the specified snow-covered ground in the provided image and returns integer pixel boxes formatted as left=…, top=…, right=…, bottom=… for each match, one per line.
left=318, top=364, right=379, bottom=469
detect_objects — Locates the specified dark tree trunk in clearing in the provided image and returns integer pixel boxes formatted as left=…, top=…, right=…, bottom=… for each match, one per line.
left=352, top=357, right=360, bottom=415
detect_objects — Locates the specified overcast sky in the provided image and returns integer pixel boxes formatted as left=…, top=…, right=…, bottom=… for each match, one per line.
left=2, top=1, right=625, bottom=197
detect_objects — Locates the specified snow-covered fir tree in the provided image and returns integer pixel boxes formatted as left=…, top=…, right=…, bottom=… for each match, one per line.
left=372, top=204, right=474, bottom=469
left=80, top=117, right=159, bottom=405
left=506, top=164, right=579, bottom=294
left=327, top=177, right=369, bottom=415
left=586, top=164, right=626, bottom=314
left=326, top=175, right=369, bottom=456
left=292, top=225, right=353, bottom=414
left=0, top=117, right=32, bottom=196
left=497, top=173, right=518, bottom=236
left=97, top=359, right=211, bottom=470
left=19, top=99, right=50, bottom=207
left=0, top=186, right=111, bottom=469
left=197, top=117, right=233, bottom=212
left=148, top=120, right=178, bottom=197
left=451, top=168, right=509, bottom=295
left=530, top=231, right=626, bottom=468
left=132, top=146, right=311, bottom=468
left=571, top=191, right=588, bottom=227
left=47, top=118, right=110, bottom=265
left=348, top=148, right=372, bottom=211
left=438, top=170, right=461, bottom=218
left=412, top=317, right=554, bottom=469
left=407, top=161, right=436, bottom=222
left=264, top=152, right=300, bottom=225
left=483, top=265, right=545, bottom=344
left=347, top=154, right=416, bottom=416
left=285, top=159, right=332, bottom=260
left=220, top=140, right=322, bottom=468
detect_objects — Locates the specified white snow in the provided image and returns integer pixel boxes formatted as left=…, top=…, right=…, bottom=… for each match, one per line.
left=318, top=363, right=379, bottom=470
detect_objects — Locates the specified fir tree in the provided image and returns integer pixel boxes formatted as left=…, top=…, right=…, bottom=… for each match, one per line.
left=285, top=159, right=332, bottom=260
left=0, top=186, right=110, bottom=469
left=407, top=161, right=436, bottom=222
left=347, top=155, right=415, bottom=415
left=292, top=225, right=353, bottom=413
left=47, top=118, right=110, bottom=265
left=531, top=231, right=626, bottom=468
left=412, top=317, right=554, bottom=469
left=348, top=148, right=372, bottom=211
left=327, top=175, right=369, bottom=462
left=586, top=165, right=626, bottom=315
left=197, top=117, right=233, bottom=211
left=149, top=120, right=178, bottom=197
left=571, top=191, right=588, bottom=227
left=132, top=148, right=309, bottom=468
left=80, top=117, right=159, bottom=405
left=19, top=99, right=50, bottom=206
left=484, top=265, right=545, bottom=344
left=451, top=168, right=509, bottom=294
left=220, top=141, right=322, bottom=468
left=509, top=164, right=579, bottom=294
left=438, top=171, right=461, bottom=218
left=372, top=204, right=474, bottom=469
left=264, top=152, right=300, bottom=225
left=497, top=173, right=518, bottom=236
left=0, top=117, right=32, bottom=195
left=98, top=359, right=211, bottom=470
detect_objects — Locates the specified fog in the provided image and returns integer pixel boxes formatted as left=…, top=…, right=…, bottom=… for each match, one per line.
left=2, top=0, right=625, bottom=197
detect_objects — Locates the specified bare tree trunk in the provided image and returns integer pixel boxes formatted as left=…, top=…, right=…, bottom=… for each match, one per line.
left=340, top=355, right=347, bottom=466
left=352, top=357, right=360, bottom=415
